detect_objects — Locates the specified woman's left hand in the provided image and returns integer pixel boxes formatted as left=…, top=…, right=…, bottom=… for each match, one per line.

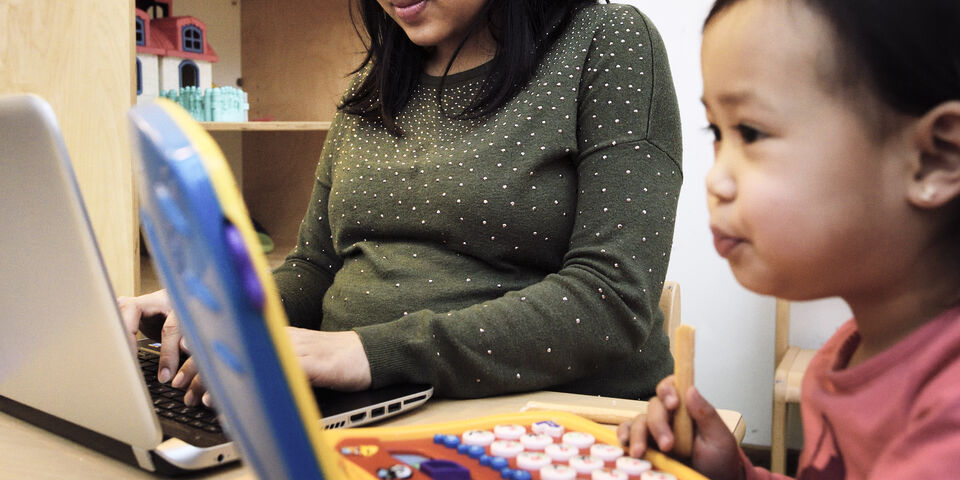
left=175, top=328, right=372, bottom=408
left=287, top=327, right=372, bottom=391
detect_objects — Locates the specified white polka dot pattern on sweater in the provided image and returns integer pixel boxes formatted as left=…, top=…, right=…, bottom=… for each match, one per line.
left=274, top=4, right=682, bottom=399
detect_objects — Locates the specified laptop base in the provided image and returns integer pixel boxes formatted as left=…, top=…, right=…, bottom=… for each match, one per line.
left=0, top=394, right=238, bottom=476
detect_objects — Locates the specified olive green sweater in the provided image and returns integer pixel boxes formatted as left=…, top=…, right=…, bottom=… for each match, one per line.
left=274, top=3, right=681, bottom=400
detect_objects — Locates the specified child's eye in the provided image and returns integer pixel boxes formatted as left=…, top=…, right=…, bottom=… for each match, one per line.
left=736, top=124, right=765, bottom=144
left=705, top=124, right=721, bottom=142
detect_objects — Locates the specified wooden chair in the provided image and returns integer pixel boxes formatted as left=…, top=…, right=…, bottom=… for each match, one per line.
left=659, top=281, right=681, bottom=345
left=771, top=299, right=817, bottom=474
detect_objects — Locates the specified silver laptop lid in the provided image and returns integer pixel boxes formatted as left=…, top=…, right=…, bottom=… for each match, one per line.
left=0, top=94, right=162, bottom=450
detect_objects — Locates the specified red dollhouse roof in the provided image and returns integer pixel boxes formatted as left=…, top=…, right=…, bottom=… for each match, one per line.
left=135, top=8, right=219, bottom=63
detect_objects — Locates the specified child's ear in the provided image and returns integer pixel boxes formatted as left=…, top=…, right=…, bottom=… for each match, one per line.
left=909, top=101, right=960, bottom=208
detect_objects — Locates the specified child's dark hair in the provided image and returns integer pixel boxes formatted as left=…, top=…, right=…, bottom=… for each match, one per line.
left=705, top=0, right=960, bottom=118
left=341, top=0, right=598, bottom=136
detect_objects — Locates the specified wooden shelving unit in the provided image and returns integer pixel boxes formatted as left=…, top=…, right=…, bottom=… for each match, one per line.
left=137, top=0, right=364, bottom=294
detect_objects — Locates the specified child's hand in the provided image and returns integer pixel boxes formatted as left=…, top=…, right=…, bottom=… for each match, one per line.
left=617, top=376, right=744, bottom=480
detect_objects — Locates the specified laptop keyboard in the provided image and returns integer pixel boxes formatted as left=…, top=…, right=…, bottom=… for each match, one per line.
left=138, top=350, right=222, bottom=435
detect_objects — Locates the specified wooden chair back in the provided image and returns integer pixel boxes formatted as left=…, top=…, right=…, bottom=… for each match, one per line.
left=660, top=281, right=681, bottom=345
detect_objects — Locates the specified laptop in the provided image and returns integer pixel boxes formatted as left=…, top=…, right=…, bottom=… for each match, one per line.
left=0, top=94, right=432, bottom=475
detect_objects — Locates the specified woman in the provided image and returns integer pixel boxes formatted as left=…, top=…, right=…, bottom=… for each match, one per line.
left=120, top=0, right=682, bottom=405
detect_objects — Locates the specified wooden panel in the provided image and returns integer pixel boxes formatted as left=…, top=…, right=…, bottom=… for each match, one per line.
left=0, top=0, right=136, bottom=295
left=242, top=130, right=328, bottom=251
left=240, top=0, right=364, bottom=121
left=210, top=130, right=244, bottom=189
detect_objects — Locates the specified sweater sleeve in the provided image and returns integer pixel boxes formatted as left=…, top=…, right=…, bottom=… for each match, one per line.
left=272, top=112, right=346, bottom=329
left=355, top=6, right=683, bottom=398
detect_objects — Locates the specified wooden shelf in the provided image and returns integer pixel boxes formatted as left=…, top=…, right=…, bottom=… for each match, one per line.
left=201, top=121, right=330, bottom=132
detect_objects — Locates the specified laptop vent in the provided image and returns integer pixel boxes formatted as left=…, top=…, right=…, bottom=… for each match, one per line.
left=324, top=421, right=346, bottom=430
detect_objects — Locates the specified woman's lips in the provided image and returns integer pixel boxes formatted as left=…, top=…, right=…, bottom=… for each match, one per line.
left=711, top=227, right=746, bottom=258
left=392, top=0, right=427, bottom=23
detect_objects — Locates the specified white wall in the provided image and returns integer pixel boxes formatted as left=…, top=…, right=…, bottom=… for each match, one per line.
left=620, top=1, right=850, bottom=446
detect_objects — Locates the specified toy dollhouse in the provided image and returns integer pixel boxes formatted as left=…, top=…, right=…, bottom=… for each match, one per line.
left=135, top=0, right=218, bottom=103
left=135, top=1, right=248, bottom=121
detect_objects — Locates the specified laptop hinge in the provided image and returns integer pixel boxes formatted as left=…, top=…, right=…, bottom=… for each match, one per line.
left=132, top=446, right=156, bottom=471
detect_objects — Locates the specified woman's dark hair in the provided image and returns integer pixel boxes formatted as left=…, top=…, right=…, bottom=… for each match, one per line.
left=341, top=0, right=599, bottom=136
left=704, top=0, right=960, bottom=118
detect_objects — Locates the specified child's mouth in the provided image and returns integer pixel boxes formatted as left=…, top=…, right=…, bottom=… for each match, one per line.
left=711, top=228, right=746, bottom=258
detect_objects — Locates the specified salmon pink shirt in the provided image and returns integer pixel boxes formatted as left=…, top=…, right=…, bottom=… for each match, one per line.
left=742, top=304, right=960, bottom=479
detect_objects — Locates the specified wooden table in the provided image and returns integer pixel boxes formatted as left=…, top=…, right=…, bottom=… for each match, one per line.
left=0, top=391, right=744, bottom=479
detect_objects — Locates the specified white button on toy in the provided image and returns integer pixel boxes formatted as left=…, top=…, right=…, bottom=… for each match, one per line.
left=569, top=455, right=605, bottom=474
left=494, top=424, right=526, bottom=440
left=615, top=457, right=652, bottom=476
left=589, top=444, right=624, bottom=462
left=540, top=464, right=578, bottom=480
left=561, top=431, right=596, bottom=448
left=532, top=420, right=565, bottom=437
left=520, top=432, right=553, bottom=450
left=592, top=469, right=629, bottom=480
left=544, top=443, right=580, bottom=462
left=640, top=471, right=677, bottom=480
left=516, top=451, right=552, bottom=471
left=490, top=440, right=524, bottom=458
left=461, top=430, right=495, bottom=446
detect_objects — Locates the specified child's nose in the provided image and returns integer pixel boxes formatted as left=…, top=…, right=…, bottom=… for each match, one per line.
left=705, top=160, right=736, bottom=202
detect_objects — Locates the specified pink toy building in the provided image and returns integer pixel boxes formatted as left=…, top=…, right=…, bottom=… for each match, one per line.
left=135, top=0, right=219, bottom=105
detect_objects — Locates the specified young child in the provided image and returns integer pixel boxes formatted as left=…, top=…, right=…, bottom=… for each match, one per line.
left=618, top=0, right=960, bottom=478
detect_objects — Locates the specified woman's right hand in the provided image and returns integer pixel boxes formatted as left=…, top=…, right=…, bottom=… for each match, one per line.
left=617, top=376, right=745, bottom=480
left=117, top=290, right=187, bottom=385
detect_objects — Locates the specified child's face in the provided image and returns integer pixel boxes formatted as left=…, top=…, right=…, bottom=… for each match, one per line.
left=701, top=0, right=913, bottom=300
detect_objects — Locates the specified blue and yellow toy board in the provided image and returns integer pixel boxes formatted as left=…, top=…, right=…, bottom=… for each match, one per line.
left=130, top=99, right=344, bottom=480
left=129, top=100, right=704, bottom=480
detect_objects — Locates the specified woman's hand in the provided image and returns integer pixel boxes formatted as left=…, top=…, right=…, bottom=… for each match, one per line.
left=287, top=327, right=372, bottom=391
left=116, top=292, right=373, bottom=405
left=117, top=290, right=187, bottom=384
left=180, top=328, right=374, bottom=407
left=617, top=375, right=744, bottom=480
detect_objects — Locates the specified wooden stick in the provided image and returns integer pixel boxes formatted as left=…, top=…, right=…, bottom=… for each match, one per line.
left=521, top=401, right=643, bottom=425
left=672, top=324, right=695, bottom=457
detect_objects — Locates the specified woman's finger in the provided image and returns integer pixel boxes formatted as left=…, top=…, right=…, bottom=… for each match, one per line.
left=181, top=363, right=206, bottom=407
left=172, top=355, right=198, bottom=390
left=157, top=312, right=182, bottom=384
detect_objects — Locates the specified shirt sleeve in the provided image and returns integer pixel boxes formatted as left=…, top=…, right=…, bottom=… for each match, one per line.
left=355, top=5, right=683, bottom=398
left=272, top=112, right=347, bottom=329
